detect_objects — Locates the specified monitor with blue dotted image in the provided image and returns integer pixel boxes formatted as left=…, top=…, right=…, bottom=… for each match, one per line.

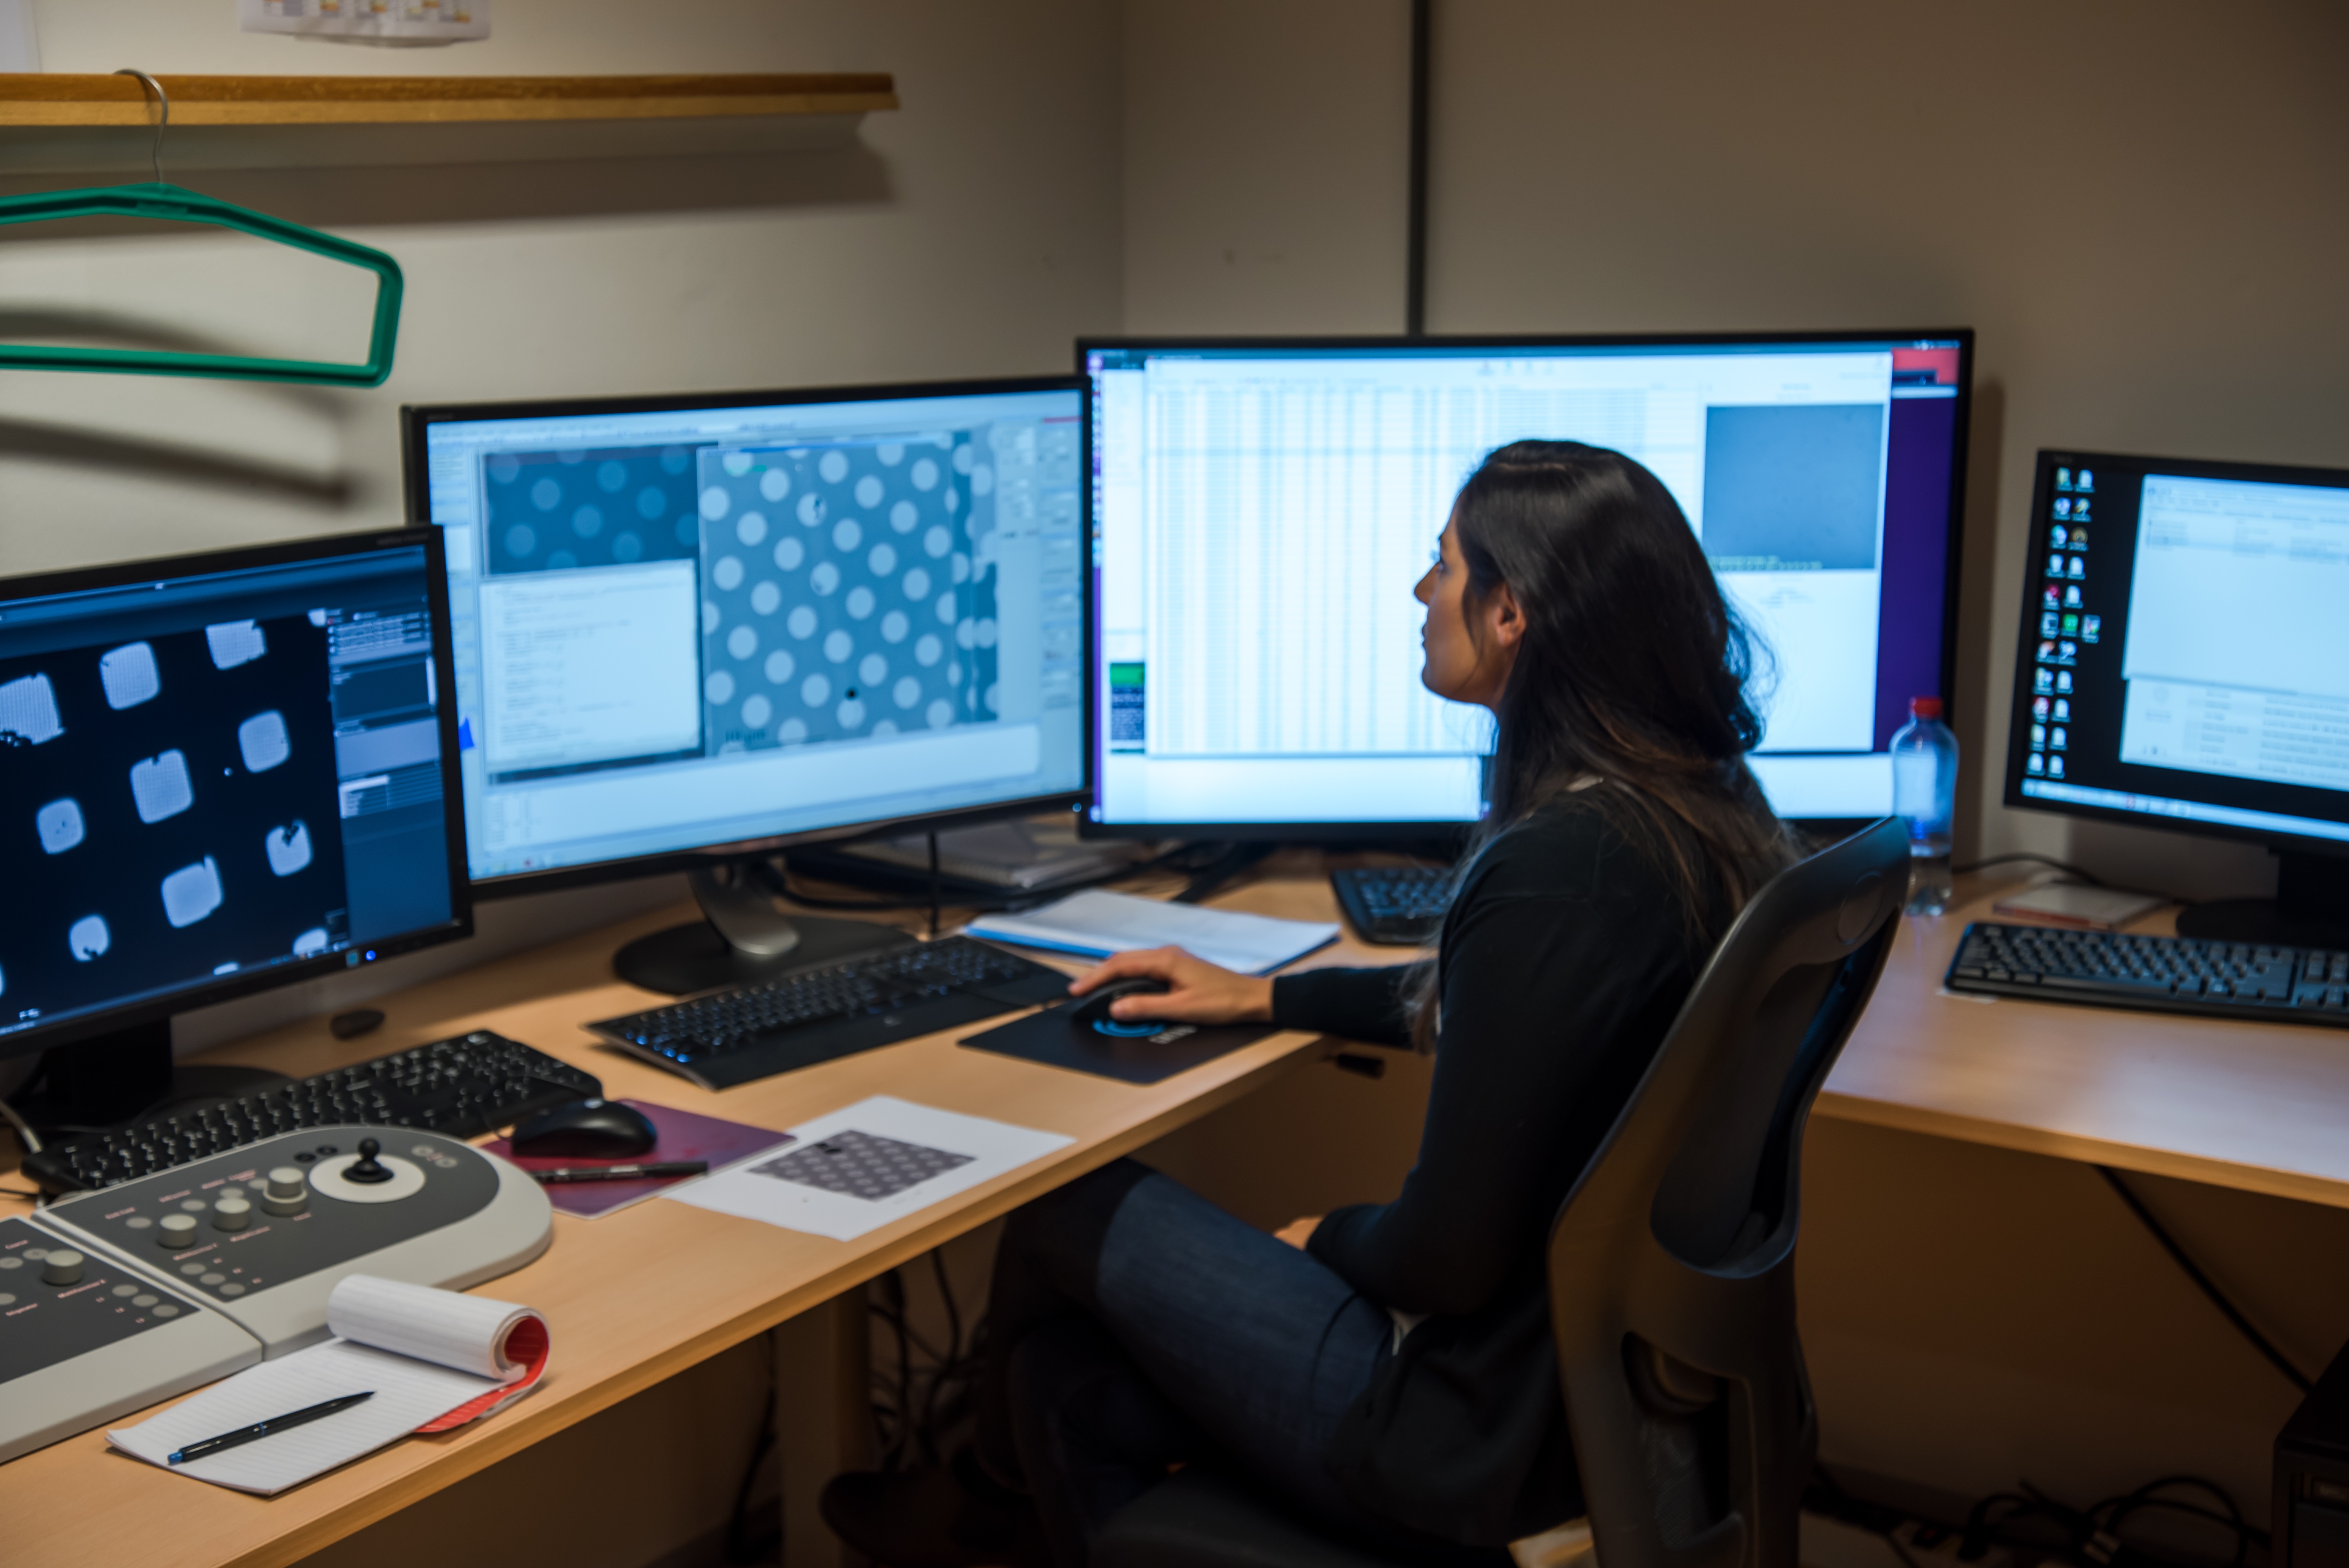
left=410, top=380, right=1087, bottom=887
left=695, top=437, right=999, bottom=752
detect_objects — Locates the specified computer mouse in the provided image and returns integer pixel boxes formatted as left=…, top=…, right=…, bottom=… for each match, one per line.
left=1068, top=978, right=1173, bottom=1031
left=510, top=1098, right=659, bottom=1160
left=329, top=1008, right=385, bottom=1041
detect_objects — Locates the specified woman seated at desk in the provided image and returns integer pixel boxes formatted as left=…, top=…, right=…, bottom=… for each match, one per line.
left=825, top=441, right=1798, bottom=1566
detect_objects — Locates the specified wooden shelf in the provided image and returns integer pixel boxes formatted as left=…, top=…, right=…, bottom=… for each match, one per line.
left=0, top=73, right=897, bottom=126
left=0, top=73, right=897, bottom=172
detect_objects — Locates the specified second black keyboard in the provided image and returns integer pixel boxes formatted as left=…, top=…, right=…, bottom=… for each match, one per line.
left=1945, top=922, right=2349, bottom=1024
left=589, top=935, right=1075, bottom=1089
left=1330, top=866, right=1453, bottom=946
left=21, top=1030, right=602, bottom=1194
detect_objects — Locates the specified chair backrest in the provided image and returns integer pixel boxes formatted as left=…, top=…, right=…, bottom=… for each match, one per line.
left=1546, top=816, right=1908, bottom=1568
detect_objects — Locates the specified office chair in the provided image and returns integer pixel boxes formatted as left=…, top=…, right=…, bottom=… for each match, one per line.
left=1093, top=817, right=1911, bottom=1568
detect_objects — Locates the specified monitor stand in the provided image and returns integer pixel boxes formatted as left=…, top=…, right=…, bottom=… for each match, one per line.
left=2176, top=850, right=2349, bottom=950
left=611, top=862, right=910, bottom=996
left=19, top=1019, right=288, bottom=1133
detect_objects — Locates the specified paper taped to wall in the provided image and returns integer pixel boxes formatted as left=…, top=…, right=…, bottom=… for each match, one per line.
left=239, top=0, right=490, bottom=45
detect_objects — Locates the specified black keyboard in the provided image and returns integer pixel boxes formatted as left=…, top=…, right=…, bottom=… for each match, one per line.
left=1330, top=866, right=1453, bottom=946
left=1945, top=922, right=2349, bottom=1025
left=20, top=1030, right=601, bottom=1195
left=589, top=935, right=1075, bottom=1090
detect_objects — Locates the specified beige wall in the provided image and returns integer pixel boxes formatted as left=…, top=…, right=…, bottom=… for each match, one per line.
left=1121, top=0, right=2349, bottom=902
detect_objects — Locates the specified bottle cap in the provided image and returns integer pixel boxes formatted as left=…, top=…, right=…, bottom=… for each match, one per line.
left=1909, top=696, right=1943, bottom=720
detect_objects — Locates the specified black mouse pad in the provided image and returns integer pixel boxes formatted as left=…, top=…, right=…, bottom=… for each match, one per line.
left=958, top=1005, right=1274, bottom=1084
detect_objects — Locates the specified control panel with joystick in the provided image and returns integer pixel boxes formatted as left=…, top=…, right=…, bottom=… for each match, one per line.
left=33, top=1126, right=550, bottom=1360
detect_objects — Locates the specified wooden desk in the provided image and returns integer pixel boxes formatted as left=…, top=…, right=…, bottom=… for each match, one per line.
left=1820, top=875, right=2349, bottom=1210
left=14, top=861, right=2349, bottom=1565
left=0, top=863, right=1392, bottom=1568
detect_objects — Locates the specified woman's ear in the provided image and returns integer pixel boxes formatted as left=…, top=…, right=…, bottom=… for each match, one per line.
left=1486, top=581, right=1527, bottom=649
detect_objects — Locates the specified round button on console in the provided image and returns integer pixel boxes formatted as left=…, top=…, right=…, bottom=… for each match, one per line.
left=213, top=1197, right=252, bottom=1232
left=41, top=1251, right=83, bottom=1286
left=112, top=1283, right=138, bottom=1298
left=132, top=1294, right=157, bottom=1308
left=157, top=1214, right=199, bottom=1249
left=262, top=1166, right=308, bottom=1216
left=153, top=1304, right=179, bottom=1317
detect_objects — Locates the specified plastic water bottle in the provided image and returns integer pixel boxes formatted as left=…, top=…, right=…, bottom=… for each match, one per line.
left=1890, top=696, right=1958, bottom=916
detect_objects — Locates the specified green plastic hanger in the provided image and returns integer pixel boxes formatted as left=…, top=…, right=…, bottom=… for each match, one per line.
left=0, top=71, right=403, bottom=387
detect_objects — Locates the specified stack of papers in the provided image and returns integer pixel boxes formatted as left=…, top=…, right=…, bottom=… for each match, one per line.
left=966, top=889, right=1338, bottom=975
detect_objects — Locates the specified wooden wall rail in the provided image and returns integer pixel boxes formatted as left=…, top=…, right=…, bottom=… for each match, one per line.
left=0, top=74, right=899, bottom=128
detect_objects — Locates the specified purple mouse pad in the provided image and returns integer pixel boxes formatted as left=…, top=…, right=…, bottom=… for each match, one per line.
left=959, top=1004, right=1272, bottom=1084
left=481, top=1099, right=795, bottom=1219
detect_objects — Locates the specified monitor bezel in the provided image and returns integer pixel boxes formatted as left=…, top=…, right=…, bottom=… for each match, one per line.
left=2002, top=447, right=2349, bottom=862
left=401, top=374, right=1095, bottom=898
left=0, top=527, right=475, bottom=1066
left=1074, top=329, right=1975, bottom=842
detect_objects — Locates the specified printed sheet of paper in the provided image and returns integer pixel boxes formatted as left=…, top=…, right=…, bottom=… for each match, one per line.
left=664, top=1096, right=1073, bottom=1242
left=239, top=0, right=490, bottom=44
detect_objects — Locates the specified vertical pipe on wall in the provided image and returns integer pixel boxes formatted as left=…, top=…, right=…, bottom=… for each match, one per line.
left=1405, top=0, right=1432, bottom=337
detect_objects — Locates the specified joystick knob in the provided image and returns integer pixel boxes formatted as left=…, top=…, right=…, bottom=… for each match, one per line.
left=41, top=1249, right=83, bottom=1286
left=158, top=1214, right=198, bottom=1248
left=213, top=1197, right=252, bottom=1232
left=262, top=1166, right=308, bottom=1215
left=344, top=1137, right=394, bottom=1185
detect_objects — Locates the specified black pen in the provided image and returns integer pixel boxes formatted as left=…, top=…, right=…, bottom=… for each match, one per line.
left=168, top=1391, right=374, bottom=1465
left=529, top=1160, right=708, bottom=1184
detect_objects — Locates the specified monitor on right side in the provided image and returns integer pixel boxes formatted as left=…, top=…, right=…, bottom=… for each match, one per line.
left=1081, top=331, right=1972, bottom=840
left=2003, top=449, right=2349, bottom=944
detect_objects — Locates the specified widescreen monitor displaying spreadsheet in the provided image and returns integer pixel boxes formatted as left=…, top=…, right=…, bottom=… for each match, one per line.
left=1081, top=333, right=1971, bottom=835
left=404, top=379, right=1089, bottom=891
left=2003, top=449, right=2349, bottom=854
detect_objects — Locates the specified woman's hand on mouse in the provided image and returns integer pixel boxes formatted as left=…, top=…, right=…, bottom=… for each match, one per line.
left=1067, top=946, right=1275, bottom=1025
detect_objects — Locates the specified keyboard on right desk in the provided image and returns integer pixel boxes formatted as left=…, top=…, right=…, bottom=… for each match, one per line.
left=1330, top=866, right=1453, bottom=946
left=1945, top=922, right=2349, bottom=1025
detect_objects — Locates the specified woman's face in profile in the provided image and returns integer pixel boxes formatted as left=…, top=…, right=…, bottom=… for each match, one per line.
left=1415, top=517, right=1519, bottom=709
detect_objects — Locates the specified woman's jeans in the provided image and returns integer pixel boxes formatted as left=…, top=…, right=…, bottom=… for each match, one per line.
left=974, top=1159, right=1458, bottom=1565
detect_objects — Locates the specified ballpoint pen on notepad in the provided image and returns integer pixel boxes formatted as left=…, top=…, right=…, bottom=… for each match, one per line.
left=528, top=1161, right=708, bottom=1184
left=168, top=1392, right=375, bottom=1465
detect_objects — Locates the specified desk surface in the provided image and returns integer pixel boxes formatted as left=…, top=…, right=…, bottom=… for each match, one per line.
left=0, top=862, right=1390, bottom=1568
left=13, top=862, right=2349, bottom=1565
left=1820, top=875, right=2349, bottom=1210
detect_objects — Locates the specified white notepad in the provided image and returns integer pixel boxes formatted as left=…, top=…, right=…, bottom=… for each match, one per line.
left=108, top=1276, right=548, bottom=1495
left=966, top=889, right=1338, bottom=975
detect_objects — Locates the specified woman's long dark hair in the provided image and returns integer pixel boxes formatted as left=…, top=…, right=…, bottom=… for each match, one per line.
left=1406, top=440, right=1797, bottom=1048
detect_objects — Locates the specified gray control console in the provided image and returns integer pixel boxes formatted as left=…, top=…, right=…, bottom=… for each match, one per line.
left=0, top=1215, right=259, bottom=1465
left=2, top=1127, right=552, bottom=1465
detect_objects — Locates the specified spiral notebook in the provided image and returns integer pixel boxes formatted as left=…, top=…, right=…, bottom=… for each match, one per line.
left=108, top=1275, right=550, bottom=1495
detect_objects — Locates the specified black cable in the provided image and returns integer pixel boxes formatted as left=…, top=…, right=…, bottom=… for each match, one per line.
left=1814, top=1464, right=2265, bottom=1568
left=928, top=831, right=942, bottom=939
left=725, top=1333, right=780, bottom=1565
left=1404, top=0, right=1431, bottom=336
left=2096, top=1166, right=2312, bottom=1393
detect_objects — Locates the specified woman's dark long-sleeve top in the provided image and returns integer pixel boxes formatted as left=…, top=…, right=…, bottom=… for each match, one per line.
left=1270, top=793, right=1722, bottom=1546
